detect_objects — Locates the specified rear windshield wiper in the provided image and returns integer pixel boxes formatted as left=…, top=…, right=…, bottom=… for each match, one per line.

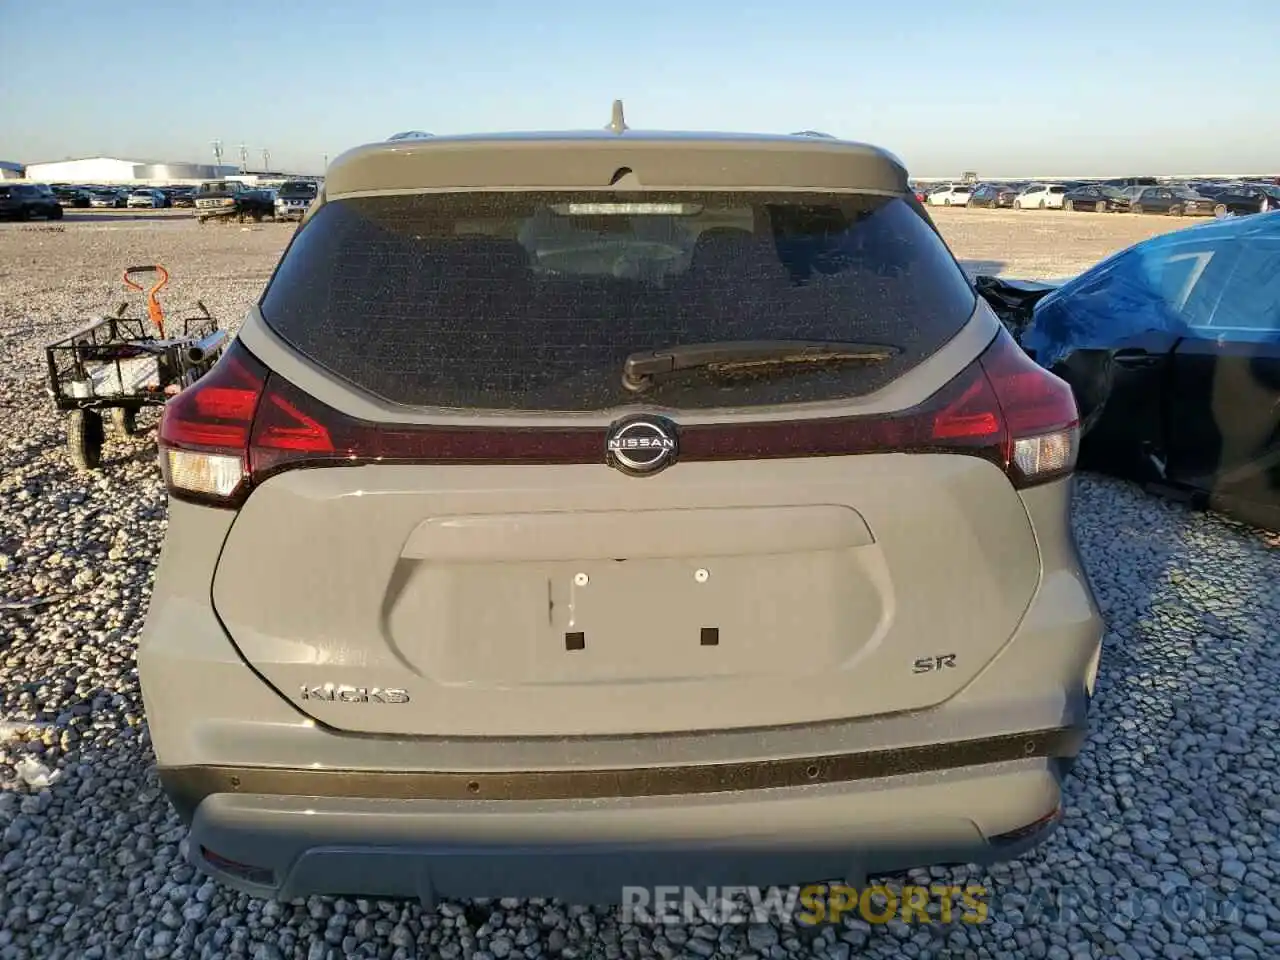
left=621, top=340, right=900, bottom=394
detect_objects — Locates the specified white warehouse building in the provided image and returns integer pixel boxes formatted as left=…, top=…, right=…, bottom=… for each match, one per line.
left=22, top=156, right=241, bottom=184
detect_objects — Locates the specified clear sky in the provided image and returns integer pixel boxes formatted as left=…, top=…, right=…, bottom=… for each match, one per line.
left=1, top=0, right=1275, bottom=177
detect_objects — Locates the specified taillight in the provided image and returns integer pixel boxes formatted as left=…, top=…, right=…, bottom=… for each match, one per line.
left=158, top=341, right=267, bottom=506
left=158, top=330, right=1078, bottom=509
left=977, top=328, right=1080, bottom=486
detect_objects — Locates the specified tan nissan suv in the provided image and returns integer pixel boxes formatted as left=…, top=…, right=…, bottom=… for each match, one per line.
left=139, top=115, right=1104, bottom=904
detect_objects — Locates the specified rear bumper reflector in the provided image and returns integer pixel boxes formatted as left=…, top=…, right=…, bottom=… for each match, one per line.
left=159, top=727, right=1084, bottom=820
left=989, top=804, right=1063, bottom=847
left=198, top=845, right=275, bottom=885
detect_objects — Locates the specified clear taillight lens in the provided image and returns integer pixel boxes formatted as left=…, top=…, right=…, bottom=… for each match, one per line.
left=162, top=449, right=245, bottom=499
left=1012, top=430, right=1078, bottom=479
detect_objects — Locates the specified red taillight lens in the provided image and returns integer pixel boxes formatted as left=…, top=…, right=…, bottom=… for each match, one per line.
left=248, top=374, right=603, bottom=482
left=930, top=375, right=1005, bottom=443
left=251, top=385, right=338, bottom=455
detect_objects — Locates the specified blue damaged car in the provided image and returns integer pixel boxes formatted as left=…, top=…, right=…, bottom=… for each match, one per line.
left=980, top=213, right=1280, bottom=531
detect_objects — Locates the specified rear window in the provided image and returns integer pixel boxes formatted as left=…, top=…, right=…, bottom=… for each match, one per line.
left=279, top=181, right=317, bottom=197
left=260, top=191, right=976, bottom=412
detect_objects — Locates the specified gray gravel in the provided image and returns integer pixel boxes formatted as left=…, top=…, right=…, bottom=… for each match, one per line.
left=1, top=216, right=1277, bottom=959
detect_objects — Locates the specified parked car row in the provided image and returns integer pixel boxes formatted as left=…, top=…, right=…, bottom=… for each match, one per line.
left=45, top=184, right=199, bottom=210
left=6, top=180, right=320, bottom=223
left=915, top=177, right=1280, bottom=219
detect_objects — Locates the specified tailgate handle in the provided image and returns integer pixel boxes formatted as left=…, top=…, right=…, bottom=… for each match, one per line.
left=400, top=507, right=874, bottom=563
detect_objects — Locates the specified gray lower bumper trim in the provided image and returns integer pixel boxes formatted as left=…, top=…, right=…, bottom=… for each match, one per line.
left=160, top=727, right=1084, bottom=820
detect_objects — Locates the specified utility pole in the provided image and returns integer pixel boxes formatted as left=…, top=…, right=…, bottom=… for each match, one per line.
left=262, top=148, right=271, bottom=172
left=323, top=153, right=328, bottom=170
left=211, top=140, right=224, bottom=170
left=238, top=143, right=249, bottom=173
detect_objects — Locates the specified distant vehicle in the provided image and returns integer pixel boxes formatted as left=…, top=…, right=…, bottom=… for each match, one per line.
left=274, top=180, right=319, bottom=221
left=966, top=184, right=999, bottom=208
left=925, top=184, right=972, bottom=206
left=0, top=183, right=63, bottom=221
left=54, top=186, right=92, bottom=208
left=1130, top=186, right=1214, bottom=217
left=1013, top=184, right=1068, bottom=210
left=968, top=183, right=1019, bottom=208
left=1102, top=177, right=1159, bottom=189
left=1209, top=184, right=1280, bottom=218
left=128, top=188, right=168, bottom=209
left=1187, top=183, right=1232, bottom=198
left=194, top=180, right=276, bottom=222
left=167, top=188, right=196, bottom=208
left=1062, top=185, right=1130, bottom=213
left=89, top=189, right=126, bottom=209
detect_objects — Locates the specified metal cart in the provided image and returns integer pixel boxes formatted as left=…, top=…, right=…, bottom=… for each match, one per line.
left=43, top=265, right=228, bottom=471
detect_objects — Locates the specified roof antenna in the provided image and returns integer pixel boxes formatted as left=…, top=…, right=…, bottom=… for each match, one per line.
left=607, top=99, right=628, bottom=135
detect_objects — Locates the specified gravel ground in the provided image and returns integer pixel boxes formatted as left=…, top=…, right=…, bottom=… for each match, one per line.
left=1, top=211, right=1277, bottom=959
left=931, top=205, right=1212, bottom=280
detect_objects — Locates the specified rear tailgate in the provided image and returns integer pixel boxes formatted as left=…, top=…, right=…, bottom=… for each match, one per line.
left=212, top=453, right=1039, bottom=737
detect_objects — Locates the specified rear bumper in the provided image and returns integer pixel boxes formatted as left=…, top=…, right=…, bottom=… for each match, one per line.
left=141, top=475, right=1104, bottom=901
left=167, top=742, right=1077, bottom=903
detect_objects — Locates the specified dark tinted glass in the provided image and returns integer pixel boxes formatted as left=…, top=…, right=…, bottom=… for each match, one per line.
left=279, top=181, right=317, bottom=197
left=261, top=191, right=976, bottom=412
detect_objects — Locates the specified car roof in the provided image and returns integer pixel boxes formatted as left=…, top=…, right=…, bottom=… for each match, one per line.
left=324, top=128, right=908, bottom=200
